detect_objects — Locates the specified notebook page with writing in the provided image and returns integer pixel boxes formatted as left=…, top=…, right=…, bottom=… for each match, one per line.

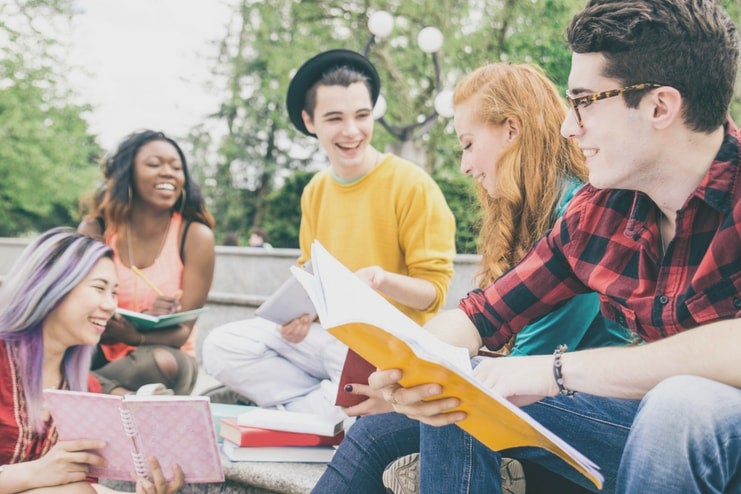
left=296, top=240, right=603, bottom=489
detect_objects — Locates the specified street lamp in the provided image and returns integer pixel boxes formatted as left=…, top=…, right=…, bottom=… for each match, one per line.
left=364, top=10, right=453, bottom=156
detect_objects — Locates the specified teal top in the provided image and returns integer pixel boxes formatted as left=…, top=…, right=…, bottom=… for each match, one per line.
left=509, top=179, right=633, bottom=356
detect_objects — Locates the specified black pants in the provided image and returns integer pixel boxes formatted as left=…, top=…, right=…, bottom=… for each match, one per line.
left=91, top=344, right=198, bottom=395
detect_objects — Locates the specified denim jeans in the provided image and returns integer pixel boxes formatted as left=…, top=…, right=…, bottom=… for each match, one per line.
left=312, top=412, right=420, bottom=493
left=419, top=375, right=741, bottom=494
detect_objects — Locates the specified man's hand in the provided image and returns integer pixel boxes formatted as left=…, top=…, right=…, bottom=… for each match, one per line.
left=279, top=314, right=314, bottom=343
left=472, top=355, right=556, bottom=407
left=353, top=266, right=385, bottom=290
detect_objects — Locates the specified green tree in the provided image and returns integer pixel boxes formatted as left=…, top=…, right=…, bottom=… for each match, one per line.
left=196, top=0, right=741, bottom=249
left=261, top=170, right=316, bottom=248
left=0, top=0, right=102, bottom=236
left=197, top=0, right=580, bottom=247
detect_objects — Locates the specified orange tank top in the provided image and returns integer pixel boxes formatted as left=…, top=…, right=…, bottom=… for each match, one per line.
left=103, top=212, right=197, bottom=360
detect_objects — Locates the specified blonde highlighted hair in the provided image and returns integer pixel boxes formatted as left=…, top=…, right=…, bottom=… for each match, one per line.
left=453, top=63, right=587, bottom=287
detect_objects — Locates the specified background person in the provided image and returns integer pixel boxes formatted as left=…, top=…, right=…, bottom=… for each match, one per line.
left=247, top=227, right=271, bottom=249
left=79, top=129, right=216, bottom=396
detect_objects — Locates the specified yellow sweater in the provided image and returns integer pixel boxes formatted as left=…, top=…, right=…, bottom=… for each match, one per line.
left=298, top=154, right=456, bottom=325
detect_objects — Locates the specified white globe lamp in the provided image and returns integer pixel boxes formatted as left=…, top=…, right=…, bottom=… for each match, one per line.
left=368, top=11, right=394, bottom=39
left=417, top=27, right=444, bottom=54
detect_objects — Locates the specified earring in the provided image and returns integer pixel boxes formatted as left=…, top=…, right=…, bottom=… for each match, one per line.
left=128, top=185, right=133, bottom=204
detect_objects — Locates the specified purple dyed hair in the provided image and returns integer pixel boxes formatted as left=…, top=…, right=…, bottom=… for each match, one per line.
left=0, top=228, right=113, bottom=432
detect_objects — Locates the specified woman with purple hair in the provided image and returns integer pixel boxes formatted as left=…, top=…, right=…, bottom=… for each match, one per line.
left=0, top=228, right=183, bottom=493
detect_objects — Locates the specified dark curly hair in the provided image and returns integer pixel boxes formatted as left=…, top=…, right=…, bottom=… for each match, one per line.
left=83, top=129, right=214, bottom=232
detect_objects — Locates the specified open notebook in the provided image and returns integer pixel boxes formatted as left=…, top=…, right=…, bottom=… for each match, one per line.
left=44, top=390, right=224, bottom=483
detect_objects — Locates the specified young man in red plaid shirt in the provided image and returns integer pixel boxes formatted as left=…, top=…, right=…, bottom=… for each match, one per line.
left=369, top=1, right=741, bottom=493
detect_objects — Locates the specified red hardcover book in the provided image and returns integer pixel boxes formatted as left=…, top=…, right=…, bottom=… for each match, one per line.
left=220, top=418, right=345, bottom=447
left=335, top=348, right=376, bottom=407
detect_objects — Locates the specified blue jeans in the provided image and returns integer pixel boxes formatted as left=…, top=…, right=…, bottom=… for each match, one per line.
left=312, top=412, right=419, bottom=493
left=419, top=375, right=741, bottom=494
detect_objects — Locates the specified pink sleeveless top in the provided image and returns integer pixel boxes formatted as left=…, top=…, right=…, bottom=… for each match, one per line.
left=104, top=212, right=196, bottom=360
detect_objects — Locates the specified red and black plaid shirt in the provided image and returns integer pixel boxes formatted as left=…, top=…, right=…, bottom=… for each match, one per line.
left=461, top=121, right=741, bottom=350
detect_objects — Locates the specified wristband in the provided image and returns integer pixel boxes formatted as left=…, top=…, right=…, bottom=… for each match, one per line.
left=552, top=344, right=576, bottom=397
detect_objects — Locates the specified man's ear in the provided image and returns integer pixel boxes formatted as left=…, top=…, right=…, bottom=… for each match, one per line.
left=648, top=86, right=683, bottom=130
left=302, top=110, right=315, bottom=134
left=506, top=116, right=522, bottom=142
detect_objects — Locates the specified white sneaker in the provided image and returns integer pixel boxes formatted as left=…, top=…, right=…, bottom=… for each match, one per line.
left=135, top=383, right=174, bottom=396
left=382, top=453, right=526, bottom=494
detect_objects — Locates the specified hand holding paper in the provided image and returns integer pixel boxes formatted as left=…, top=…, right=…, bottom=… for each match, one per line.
left=292, top=240, right=604, bottom=490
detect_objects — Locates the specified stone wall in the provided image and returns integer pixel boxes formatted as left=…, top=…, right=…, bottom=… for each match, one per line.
left=0, top=238, right=482, bottom=359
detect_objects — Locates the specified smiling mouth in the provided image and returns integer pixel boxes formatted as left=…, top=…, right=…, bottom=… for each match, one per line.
left=89, top=317, right=108, bottom=330
left=582, top=149, right=597, bottom=158
left=336, top=142, right=361, bottom=151
left=155, top=183, right=176, bottom=191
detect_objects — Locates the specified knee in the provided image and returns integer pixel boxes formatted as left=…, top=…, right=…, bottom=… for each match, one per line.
left=152, top=347, right=179, bottom=382
left=202, top=321, right=270, bottom=374
left=636, top=375, right=735, bottom=443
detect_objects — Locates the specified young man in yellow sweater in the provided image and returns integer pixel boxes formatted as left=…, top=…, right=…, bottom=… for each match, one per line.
left=202, top=49, right=456, bottom=416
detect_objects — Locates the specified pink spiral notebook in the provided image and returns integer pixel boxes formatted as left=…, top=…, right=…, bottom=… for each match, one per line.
left=43, top=390, right=224, bottom=483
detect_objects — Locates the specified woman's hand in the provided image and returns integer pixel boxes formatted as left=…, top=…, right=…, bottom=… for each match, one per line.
left=31, top=439, right=107, bottom=487
left=101, top=315, right=140, bottom=346
left=146, top=291, right=183, bottom=316
left=368, top=369, right=466, bottom=427
left=133, top=457, right=184, bottom=494
left=341, top=382, right=394, bottom=416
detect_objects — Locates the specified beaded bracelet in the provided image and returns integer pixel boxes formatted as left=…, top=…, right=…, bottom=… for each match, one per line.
left=552, top=344, right=576, bottom=397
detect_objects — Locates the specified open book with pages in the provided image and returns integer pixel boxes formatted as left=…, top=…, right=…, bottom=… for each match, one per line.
left=290, top=240, right=604, bottom=490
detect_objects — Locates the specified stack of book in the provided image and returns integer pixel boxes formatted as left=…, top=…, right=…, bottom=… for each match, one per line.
left=219, top=408, right=345, bottom=463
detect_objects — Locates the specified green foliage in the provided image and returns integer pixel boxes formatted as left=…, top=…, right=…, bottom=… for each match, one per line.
left=0, top=0, right=102, bottom=236
left=198, top=0, right=584, bottom=247
left=261, top=170, right=316, bottom=248
left=434, top=172, right=480, bottom=254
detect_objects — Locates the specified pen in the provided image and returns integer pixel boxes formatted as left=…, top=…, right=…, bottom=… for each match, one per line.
left=131, top=265, right=164, bottom=296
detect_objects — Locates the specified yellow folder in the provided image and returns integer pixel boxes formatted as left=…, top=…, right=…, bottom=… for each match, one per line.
left=294, top=240, right=603, bottom=490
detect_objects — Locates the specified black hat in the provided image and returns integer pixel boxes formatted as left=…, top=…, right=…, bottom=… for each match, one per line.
left=286, top=49, right=381, bottom=137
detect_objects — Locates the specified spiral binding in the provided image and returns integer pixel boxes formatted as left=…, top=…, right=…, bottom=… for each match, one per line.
left=119, top=406, right=149, bottom=479
left=119, top=407, right=137, bottom=437
left=131, top=451, right=149, bottom=479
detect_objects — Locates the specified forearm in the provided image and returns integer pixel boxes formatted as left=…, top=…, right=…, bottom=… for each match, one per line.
left=424, top=308, right=483, bottom=356
left=138, top=323, right=192, bottom=348
left=0, top=462, right=31, bottom=493
left=374, top=270, right=438, bottom=311
left=560, top=319, right=741, bottom=399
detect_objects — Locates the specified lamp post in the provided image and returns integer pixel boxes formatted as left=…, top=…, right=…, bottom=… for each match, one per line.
left=364, top=10, right=453, bottom=165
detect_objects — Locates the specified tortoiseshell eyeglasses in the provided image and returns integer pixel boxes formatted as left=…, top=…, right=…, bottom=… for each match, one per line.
left=566, top=83, right=663, bottom=128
